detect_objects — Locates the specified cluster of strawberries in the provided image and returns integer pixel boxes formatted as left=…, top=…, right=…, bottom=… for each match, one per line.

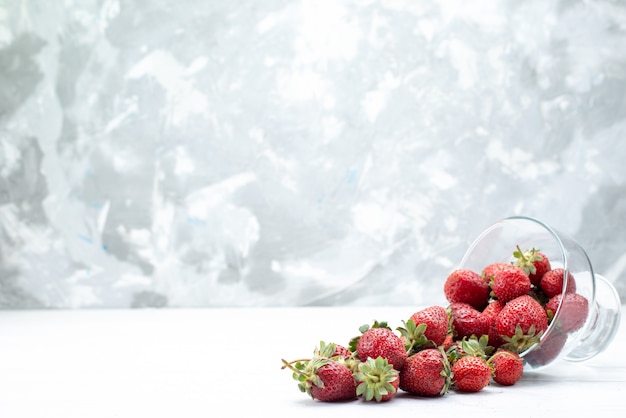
left=281, top=247, right=589, bottom=402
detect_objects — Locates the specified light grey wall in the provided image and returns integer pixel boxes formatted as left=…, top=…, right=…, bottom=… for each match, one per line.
left=1, top=0, right=625, bottom=308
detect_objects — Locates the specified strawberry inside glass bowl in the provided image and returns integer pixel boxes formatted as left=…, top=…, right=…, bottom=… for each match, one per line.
left=458, top=215, right=622, bottom=371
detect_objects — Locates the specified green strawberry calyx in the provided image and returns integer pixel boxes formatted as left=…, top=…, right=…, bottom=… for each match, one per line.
left=281, top=341, right=355, bottom=396
left=396, top=319, right=433, bottom=356
left=281, top=356, right=331, bottom=395
left=486, top=349, right=523, bottom=367
left=439, top=347, right=454, bottom=396
left=353, top=356, right=399, bottom=402
left=447, top=335, right=493, bottom=363
left=501, top=324, right=543, bottom=354
left=513, top=245, right=543, bottom=276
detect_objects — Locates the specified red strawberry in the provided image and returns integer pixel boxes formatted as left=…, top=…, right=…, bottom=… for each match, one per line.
left=399, top=348, right=452, bottom=396
left=408, top=305, right=449, bottom=347
left=356, top=326, right=407, bottom=371
left=282, top=342, right=357, bottom=402
left=545, top=292, right=589, bottom=333
left=309, top=361, right=357, bottom=401
left=353, top=356, right=400, bottom=402
left=524, top=328, right=568, bottom=367
left=489, top=349, right=524, bottom=386
left=540, top=268, right=576, bottom=298
left=333, top=344, right=352, bottom=357
left=513, top=246, right=551, bottom=285
left=442, top=334, right=455, bottom=351
left=496, top=295, right=548, bottom=354
left=448, top=302, right=490, bottom=341
left=491, top=265, right=531, bottom=303
left=444, top=269, right=491, bottom=310
left=482, top=262, right=516, bottom=282
left=482, top=300, right=506, bottom=349
left=316, top=342, right=351, bottom=358
left=451, top=355, right=491, bottom=392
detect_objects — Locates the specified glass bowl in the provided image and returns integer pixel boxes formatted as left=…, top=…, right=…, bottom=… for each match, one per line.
left=458, top=216, right=622, bottom=371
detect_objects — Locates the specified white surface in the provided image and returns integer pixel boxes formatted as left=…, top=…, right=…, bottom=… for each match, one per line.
left=1, top=306, right=625, bottom=417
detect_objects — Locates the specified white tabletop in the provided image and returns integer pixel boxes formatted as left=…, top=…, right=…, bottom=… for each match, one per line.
left=1, top=306, right=624, bottom=417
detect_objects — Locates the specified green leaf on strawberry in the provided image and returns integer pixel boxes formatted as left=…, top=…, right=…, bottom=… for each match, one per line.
left=501, top=324, right=543, bottom=354
left=349, top=320, right=391, bottom=353
left=354, top=356, right=400, bottom=402
left=460, top=334, right=494, bottom=358
left=396, top=319, right=431, bottom=356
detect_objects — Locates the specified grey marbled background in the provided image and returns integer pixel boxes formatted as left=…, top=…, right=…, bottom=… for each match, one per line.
left=1, top=0, right=625, bottom=308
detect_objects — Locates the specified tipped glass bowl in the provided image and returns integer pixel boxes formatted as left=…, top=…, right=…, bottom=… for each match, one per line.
left=458, top=216, right=622, bottom=371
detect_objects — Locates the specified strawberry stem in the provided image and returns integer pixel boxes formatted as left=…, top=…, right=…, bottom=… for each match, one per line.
left=281, top=358, right=311, bottom=370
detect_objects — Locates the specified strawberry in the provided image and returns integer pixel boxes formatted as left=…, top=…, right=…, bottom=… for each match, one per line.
left=540, top=268, right=576, bottom=298
left=448, top=302, right=490, bottom=341
left=446, top=334, right=492, bottom=365
left=355, top=324, right=407, bottom=371
left=282, top=342, right=357, bottom=402
left=513, top=246, right=551, bottom=285
left=444, top=269, right=490, bottom=310
left=333, top=344, right=352, bottom=357
left=308, top=361, right=357, bottom=402
left=545, top=292, right=589, bottom=333
left=482, top=262, right=516, bottom=282
left=406, top=305, right=449, bottom=347
left=524, top=328, right=568, bottom=367
left=316, top=341, right=351, bottom=358
left=488, top=349, right=524, bottom=386
left=399, top=348, right=452, bottom=396
left=442, top=334, right=455, bottom=351
left=482, top=300, right=506, bottom=349
left=315, top=341, right=360, bottom=372
left=491, top=265, right=531, bottom=303
left=353, top=356, right=400, bottom=402
left=451, top=355, right=491, bottom=392
left=496, top=295, right=548, bottom=354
